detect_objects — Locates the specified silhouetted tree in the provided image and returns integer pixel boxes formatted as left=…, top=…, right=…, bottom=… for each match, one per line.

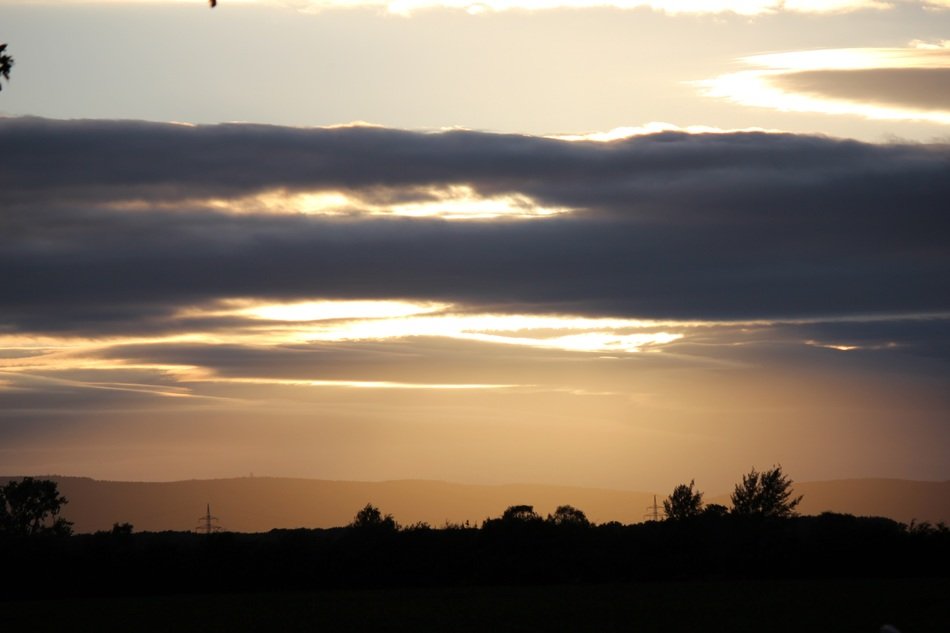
left=547, top=505, right=590, bottom=527
left=730, top=465, right=802, bottom=518
left=0, top=477, right=72, bottom=536
left=349, top=503, right=397, bottom=531
left=501, top=505, right=542, bottom=522
left=111, top=522, right=134, bottom=536
left=0, top=44, right=12, bottom=91
left=702, top=503, right=729, bottom=518
left=663, top=480, right=704, bottom=520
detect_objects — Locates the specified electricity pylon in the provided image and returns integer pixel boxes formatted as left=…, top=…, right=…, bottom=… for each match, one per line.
left=196, top=503, right=222, bottom=534
left=643, top=494, right=664, bottom=522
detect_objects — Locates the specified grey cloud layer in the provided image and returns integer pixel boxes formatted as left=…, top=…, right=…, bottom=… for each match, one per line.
left=776, top=68, right=950, bottom=112
left=2, top=117, right=949, bottom=332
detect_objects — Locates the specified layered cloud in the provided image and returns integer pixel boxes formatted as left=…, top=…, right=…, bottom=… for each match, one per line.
left=2, top=117, right=948, bottom=485
left=2, top=117, right=949, bottom=333
left=701, top=42, right=950, bottom=123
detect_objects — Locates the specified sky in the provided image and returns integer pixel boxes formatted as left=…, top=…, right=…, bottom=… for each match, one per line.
left=1, top=0, right=948, bottom=494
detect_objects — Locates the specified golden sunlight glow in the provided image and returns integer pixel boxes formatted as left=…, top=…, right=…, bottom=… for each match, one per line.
left=175, top=301, right=691, bottom=353
left=200, top=186, right=570, bottom=220
left=0, top=303, right=691, bottom=400
left=459, top=330, right=683, bottom=353
left=2, top=311, right=941, bottom=402
left=806, top=340, right=860, bottom=351
left=551, top=122, right=781, bottom=142
left=388, top=187, right=568, bottom=219
left=805, top=339, right=901, bottom=352
left=236, top=299, right=449, bottom=322
left=246, top=191, right=354, bottom=215
left=700, top=44, right=950, bottom=124
left=275, top=309, right=685, bottom=353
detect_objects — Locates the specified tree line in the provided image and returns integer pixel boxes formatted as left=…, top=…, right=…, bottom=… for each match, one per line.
left=1, top=465, right=943, bottom=537
left=0, top=465, right=787, bottom=537
left=347, top=464, right=801, bottom=533
left=2, top=466, right=948, bottom=600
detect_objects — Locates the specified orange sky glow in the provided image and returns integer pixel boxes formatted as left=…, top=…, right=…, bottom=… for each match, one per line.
left=1, top=0, right=949, bottom=497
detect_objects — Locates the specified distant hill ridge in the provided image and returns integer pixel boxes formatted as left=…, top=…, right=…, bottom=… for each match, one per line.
left=2, top=476, right=947, bottom=533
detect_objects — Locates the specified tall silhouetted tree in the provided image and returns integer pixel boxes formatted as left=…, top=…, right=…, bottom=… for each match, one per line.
left=0, top=44, right=12, bottom=91
left=663, top=480, right=704, bottom=520
left=730, top=465, right=802, bottom=518
left=0, top=477, right=73, bottom=536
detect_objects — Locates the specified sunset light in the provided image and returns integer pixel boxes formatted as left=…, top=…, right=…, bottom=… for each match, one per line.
left=2, top=0, right=948, bottom=569
left=174, top=301, right=689, bottom=352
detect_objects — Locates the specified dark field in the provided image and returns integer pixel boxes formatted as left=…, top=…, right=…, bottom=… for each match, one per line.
left=3, top=578, right=947, bottom=633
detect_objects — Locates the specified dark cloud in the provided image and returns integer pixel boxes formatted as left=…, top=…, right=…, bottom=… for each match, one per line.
left=775, top=68, right=950, bottom=112
left=775, top=316, right=950, bottom=362
left=1, top=117, right=949, bottom=333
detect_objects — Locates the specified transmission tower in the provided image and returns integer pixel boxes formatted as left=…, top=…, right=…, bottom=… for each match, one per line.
left=196, top=503, right=223, bottom=534
left=643, top=494, right=664, bottom=522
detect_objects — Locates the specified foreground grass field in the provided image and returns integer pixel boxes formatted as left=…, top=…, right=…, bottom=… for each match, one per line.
left=3, top=577, right=946, bottom=632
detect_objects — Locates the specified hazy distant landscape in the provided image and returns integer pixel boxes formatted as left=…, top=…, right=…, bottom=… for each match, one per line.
left=4, top=475, right=946, bottom=533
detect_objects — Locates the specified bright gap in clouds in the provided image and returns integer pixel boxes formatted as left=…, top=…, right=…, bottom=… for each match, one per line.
left=0, top=300, right=687, bottom=394
left=550, top=122, right=783, bottom=142
left=199, top=186, right=571, bottom=220
left=0, top=302, right=685, bottom=359
left=207, top=300, right=686, bottom=354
